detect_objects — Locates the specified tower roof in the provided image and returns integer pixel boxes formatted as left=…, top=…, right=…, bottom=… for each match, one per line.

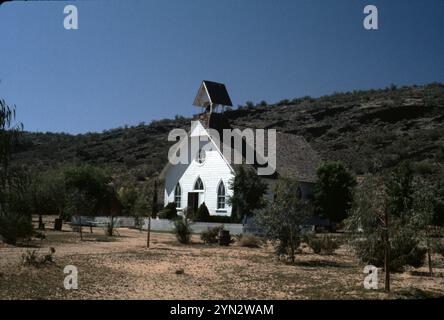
left=193, top=80, right=233, bottom=107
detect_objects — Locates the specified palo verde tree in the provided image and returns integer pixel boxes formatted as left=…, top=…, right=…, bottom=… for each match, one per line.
left=63, top=165, right=115, bottom=239
left=0, top=98, right=31, bottom=245
left=314, top=161, right=356, bottom=223
left=227, top=166, right=267, bottom=222
left=255, top=176, right=312, bottom=263
left=348, top=164, right=428, bottom=292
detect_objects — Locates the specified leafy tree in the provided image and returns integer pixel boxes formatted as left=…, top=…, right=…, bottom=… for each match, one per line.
left=385, top=161, right=414, bottom=222
left=0, top=99, right=31, bottom=244
left=227, top=166, right=267, bottom=222
left=255, top=177, right=312, bottom=263
left=411, top=178, right=440, bottom=276
left=0, top=98, right=23, bottom=175
left=32, top=168, right=66, bottom=228
left=159, top=202, right=178, bottom=220
left=348, top=169, right=428, bottom=292
left=174, top=214, right=192, bottom=244
left=314, top=161, right=356, bottom=223
left=117, top=186, right=138, bottom=216
left=245, top=101, right=255, bottom=108
left=63, top=164, right=113, bottom=215
left=0, top=166, right=33, bottom=244
left=433, top=178, right=444, bottom=226
left=63, top=165, right=115, bottom=239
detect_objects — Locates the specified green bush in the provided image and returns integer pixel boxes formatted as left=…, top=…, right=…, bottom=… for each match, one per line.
left=307, top=235, right=340, bottom=255
left=21, top=248, right=55, bottom=267
left=432, top=241, right=444, bottom=257
left=353, top=229, right=427, bottom=272
left=238, top=233, right=261, bottom=248
left=207, top=215, right=233, bottom=223
left=200, top=225, right=224, bottom=244
left=174, top=218, right=191, bottom=244
left=0, top=213, right=33, bottom=245
left=194, top=202, right=210, bottom=222
left=159, top=202, right=178, bottom=220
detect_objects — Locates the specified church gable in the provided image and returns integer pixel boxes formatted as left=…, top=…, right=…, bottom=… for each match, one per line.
left=162, top=80, right=321, bottom=218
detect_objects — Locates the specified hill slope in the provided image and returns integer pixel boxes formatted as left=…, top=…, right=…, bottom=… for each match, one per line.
left=11, top=83, right=444, bottom=184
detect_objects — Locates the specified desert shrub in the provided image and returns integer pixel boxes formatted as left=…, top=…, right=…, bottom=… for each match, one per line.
left=353, top=229, right=426, bottom=272
left=159, top=202, right=178, bottom=220
left=207, top=215, right=232, bottom=223
left=174, top=217, right=192, bottom=244
left=0, top=213, right=33, bottom=245
left=34, top=230, right=46, bottom=240
left=432, top=241, right=444, bottom=256
left=194, top=202, right=210, bottom=222
left=411, top=160, right=436, bottom=175
left=21, top=250, right=38, bottom=266
left=238, top=233, right=261, bottom=248
left=307, top=235, right=340, bottom=255
left=255, top=177, right=312, bottom=263
left=105, top=218, right=116, bottom=236
left=22, top=248, right=55, bottom=267
left=200, top=225, right=224, bottom=244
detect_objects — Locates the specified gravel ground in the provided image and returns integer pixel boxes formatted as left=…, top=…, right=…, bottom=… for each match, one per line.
left=0, top=226, right=443, bottom=300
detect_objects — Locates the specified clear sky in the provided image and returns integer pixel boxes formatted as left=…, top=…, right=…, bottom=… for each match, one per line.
left=0, top=0, right=443, bottom=134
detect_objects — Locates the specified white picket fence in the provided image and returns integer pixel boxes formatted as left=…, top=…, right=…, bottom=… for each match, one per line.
left=71, top=216, right=243, bottom=235
left=142, top=218, right=243, bottom=235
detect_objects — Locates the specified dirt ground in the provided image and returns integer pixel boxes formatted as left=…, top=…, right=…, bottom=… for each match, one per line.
left=0, top=223, right=443, bottom=300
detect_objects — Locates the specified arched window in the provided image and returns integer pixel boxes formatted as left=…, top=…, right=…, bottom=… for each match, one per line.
left=194, top=177, right=204, bottom=191
left=174, top=183, right=182, bottom=208
left=217, top=181, right=226, bottom=209
left=296, top=186, right=302, bottom=199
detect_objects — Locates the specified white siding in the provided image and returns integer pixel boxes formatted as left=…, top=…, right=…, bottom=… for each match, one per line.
left=164, top=135, right=234, bottom=216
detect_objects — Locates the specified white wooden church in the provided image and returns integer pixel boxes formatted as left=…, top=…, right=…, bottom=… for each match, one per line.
left=161, top=81, right=320, bottom=218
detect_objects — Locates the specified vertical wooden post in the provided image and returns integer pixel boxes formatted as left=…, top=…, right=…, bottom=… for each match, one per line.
left=426, top=226, right=433, bottom=276
left=384, top=208, right=390, bottom=292
left=146, top=216, right=151, bottom=248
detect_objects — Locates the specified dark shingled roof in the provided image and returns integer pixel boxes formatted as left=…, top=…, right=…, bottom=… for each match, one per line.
left=221, top=126, right=321, bottom=183
left=273, top=132, right=320, bottom=182
left=202, top=80, right=233, bottom=106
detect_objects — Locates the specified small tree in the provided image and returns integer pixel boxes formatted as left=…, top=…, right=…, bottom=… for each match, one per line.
left=347, top=175, right=391, bottom=291
left=411, top=179, right=437, bottom=276
left=63, top=165, right=114, bottom=239
left=227, top=166, right=267, bottom=222
left=151, top=179, right=159, bottom=219
left=117, top=186, right=138, bottom=216
left=314, top=161, right=356, bottom=223
left=174, top=214, right=192, bottom=244
left=159, top=202, right=178, bottom=220
left=255, top=177, right=312, bottom=263
left=348, top=168, right=428, bottom=292
left=385, top=161, right=414, bottom=223
left=194, top=202, right=210, bottom=222
left=433, top=178, right=444, bottom=227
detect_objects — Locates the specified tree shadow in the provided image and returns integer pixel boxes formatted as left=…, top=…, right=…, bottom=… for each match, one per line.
left=293, top=259, right=354, bottom=269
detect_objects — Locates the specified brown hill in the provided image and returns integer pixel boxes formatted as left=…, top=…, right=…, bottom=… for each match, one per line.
left=11, top=83, right=444, bottom=185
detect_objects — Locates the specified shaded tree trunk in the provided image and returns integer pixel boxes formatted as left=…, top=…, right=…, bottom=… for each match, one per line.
left=38, top=213, right=44, bottom=230
left=146, top=216, right=151, bottom=248
left=151, top=179, right=159, bottom=219
left=426, top=226, right=433, bottom=276
left=289, top=225, right=295, bottom=263
left=384, top=209, right=390, bottom=292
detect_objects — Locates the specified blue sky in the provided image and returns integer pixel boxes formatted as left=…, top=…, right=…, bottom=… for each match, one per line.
left=0, top=0, right=443, bottom=134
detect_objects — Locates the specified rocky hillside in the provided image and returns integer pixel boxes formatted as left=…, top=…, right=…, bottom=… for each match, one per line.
left=11, top=83, right=444, bottom=185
